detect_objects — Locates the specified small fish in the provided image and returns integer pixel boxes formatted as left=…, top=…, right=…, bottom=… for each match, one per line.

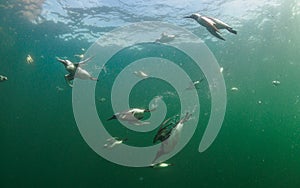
left=272, top=80, right=280, bottom=86
left=103, top=137, right=128, bottom=149
left=133, top=70, right=149, bottom=78
left=186, top=78, right=204, bottom=90
left=155, top=32, right=176, bottom=43
left=74, top=54, right=84, bottom=59
left=231, top=87, right=238, bottom=91
left=97, top=97, right=106, bottom=102
left=26, top=54, right=34, bottom=64
left=56, top=86, right=64, bottom=92
left=150, top=162, right=173, bottom=168
left=0, top=75, right=8, bottom=82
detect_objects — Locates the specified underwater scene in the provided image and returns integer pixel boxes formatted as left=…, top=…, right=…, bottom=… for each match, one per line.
left=1, top=0, right=300, bottom=187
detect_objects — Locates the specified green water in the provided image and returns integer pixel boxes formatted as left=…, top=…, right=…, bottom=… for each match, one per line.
left=1, top=0, right=300, bottom=187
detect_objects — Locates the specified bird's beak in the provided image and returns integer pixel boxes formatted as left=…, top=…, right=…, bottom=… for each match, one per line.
left=183, top=15, right=192, bottom=18
left=56, top=57, right=67, bottom=66
left=56, top=57, right=64, bottom=63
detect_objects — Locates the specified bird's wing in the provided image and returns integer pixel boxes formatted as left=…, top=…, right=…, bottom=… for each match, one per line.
left=206, top=27, right=225, bottom=40
left=207, top=17, right=230, bottom=28
left=77, top=56, right=95, bottom=65
left=202, top=16, right=219, bottom=32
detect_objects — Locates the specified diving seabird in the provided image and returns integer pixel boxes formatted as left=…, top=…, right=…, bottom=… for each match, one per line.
left=184, top=13, right=237, bottom=40
left=57, top=56, right=98, bottom=87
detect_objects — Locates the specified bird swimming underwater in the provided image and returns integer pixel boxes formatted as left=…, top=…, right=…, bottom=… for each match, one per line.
left=107, top=108, right=154, bottom=125
left=153, top=115, right=179, bottom=144
left=57, top=56, right=98, bottom=87
left=184, top=13, right=237, bottom=41
left=152, top=113, right=192, bottom=164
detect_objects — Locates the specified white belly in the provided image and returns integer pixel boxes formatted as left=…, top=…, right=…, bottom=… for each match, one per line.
left=160, top=123, right=183, bottom=153
left=75, top=67, right=92, bottom=80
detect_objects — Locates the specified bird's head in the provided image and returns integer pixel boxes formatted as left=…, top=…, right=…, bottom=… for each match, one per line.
left=184, top=13, right=202, bottom=20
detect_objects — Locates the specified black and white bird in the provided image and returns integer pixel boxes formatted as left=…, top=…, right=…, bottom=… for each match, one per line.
left=184, top=13, right=237, bottom=40
left=107, top=108, right=153, bottom=125
left=57, top=56, right=98, bottom=87
left=152, top=113, right=192, bottom=163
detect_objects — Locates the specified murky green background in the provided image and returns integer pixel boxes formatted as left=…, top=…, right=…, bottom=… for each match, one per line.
left=0, top=0, right=300, bottom=187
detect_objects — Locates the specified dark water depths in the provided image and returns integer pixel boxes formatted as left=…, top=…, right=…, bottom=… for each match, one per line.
left=1, top=0, right=300, bottom=187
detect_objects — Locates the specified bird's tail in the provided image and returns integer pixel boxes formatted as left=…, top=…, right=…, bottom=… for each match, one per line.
left=90, top=77, right=99, bottom=81
left=107, top=115, right=116, bottom=121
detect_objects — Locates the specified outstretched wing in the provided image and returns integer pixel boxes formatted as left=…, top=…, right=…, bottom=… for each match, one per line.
left=206, top=27, right=225, bottom=40
left=207, top=17, right=230, bottom=29
left=77, top=56, right=95, bottom=66
left=202, top=16, right=219, bottom=32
